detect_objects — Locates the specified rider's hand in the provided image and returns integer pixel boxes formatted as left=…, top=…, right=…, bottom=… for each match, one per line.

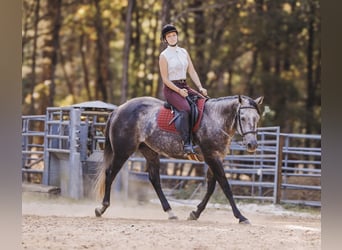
left=179, top=88, right=188, bottom=97
left=199, top=87, right=208, bottom=97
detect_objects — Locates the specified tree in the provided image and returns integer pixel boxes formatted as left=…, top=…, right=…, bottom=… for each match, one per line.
left=21, top=0, right=321, bottom=134
left=93, top=0, right=109, bottom=102
left=42, top=0, right=62, bottom=108
left=121, top=0, right=135, bottom=103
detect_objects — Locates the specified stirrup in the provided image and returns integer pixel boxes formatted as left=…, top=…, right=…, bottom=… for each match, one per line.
left=184, top=144, right=195, bottom=154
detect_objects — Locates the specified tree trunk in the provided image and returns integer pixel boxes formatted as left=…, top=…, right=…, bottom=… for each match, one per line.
left=94, top=0, right=108, bottom=102
left=121, top=0, right=135, bottom=103
left=59, top=49, right=75, bottom=101
left=157, top=0, right=172, bottom=99
left=192, top=0, right=206, bottom=85
left=246, top=50, right=258, bottom=97
left=29, top=0, right=40, bottom=114
left=41, top=0, right=62, bottom=108
left=305, top=4, right=315, bottom=135
left=80, top=32, right=92, bottom=100
left=150, top=11, right=159, bottom=97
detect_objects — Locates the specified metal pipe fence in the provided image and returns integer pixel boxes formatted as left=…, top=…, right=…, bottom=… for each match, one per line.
left=278, top=133, right=321, bottom=207
left=125, top=127, right=281, bottom=203
left=21, top=112, right=321, bottom=206
left=22, top=115, right=46, bottom=181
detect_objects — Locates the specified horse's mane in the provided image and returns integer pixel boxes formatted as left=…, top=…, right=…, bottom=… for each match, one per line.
left=207, top=95, right=260, bottom=115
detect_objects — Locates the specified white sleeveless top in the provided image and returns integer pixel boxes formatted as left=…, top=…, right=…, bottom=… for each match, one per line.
left=160, top=45, right=188, bottom=81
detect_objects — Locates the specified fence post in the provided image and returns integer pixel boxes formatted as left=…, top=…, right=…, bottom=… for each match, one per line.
left=68, top=108, right=84, bottom=199
left=276, top=135, right=284, bottom=204
left=42, top=111, right=50, bottom=185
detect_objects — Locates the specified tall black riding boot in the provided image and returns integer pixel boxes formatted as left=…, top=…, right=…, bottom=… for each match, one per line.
left=175, top=111, right=195, bottom=154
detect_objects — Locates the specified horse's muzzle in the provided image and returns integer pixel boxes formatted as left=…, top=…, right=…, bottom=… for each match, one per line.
left=246, top=140, right=258, bottom=153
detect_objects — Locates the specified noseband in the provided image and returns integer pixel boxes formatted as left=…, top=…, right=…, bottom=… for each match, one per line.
left=235, top=105, right=258, bottom=137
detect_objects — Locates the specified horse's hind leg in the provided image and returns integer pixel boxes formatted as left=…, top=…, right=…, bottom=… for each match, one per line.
left=188, top=169, right=216, bottom=220
left=95, top=156, right=129, bottom=217
left=139, top=144, right=177, bottom=220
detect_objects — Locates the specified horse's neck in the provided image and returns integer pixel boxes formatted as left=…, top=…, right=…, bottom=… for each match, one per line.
left=205, top=98, right=239, bottom=132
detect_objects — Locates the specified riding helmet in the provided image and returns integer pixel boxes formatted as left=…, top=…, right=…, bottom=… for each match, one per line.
left=161, top=24, right=178, bottom=41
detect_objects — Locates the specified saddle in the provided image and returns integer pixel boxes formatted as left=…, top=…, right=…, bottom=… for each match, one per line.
left=157, top=96, right=206, bottom=134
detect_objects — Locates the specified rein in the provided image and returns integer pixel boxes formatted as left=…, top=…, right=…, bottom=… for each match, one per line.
left=235, top=105, right=258, bottom=137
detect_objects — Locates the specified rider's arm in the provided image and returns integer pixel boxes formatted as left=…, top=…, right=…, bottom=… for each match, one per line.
left=186, top=52, right=208, bottom=96
left=159, top=54, right=183, bottom=95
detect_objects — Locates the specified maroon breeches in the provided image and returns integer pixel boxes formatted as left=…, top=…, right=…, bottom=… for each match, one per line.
left=163, top=80, right=202, bottom=113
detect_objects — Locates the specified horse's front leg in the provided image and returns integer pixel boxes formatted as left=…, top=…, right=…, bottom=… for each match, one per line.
left=206, top=157, right=250, bottom=224
left=188, top=168, right=216, bottom=220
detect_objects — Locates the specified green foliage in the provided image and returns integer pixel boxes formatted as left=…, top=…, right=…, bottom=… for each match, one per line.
left=22, top=0, right=320, bottom=134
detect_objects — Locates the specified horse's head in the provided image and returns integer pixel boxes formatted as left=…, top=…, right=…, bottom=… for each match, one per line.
left=235, top=95, right=264, bottom=153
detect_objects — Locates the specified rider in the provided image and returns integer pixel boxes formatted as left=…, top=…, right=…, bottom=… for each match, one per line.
left=159, top=24, right=208, bottom=154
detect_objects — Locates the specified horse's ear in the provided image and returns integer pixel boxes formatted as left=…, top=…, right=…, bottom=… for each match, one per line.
left=254, top=96, right=264, bottom=105
left=238, top=95, right=243, bottom=104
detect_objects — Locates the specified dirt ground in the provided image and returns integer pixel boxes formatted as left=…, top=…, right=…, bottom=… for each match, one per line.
left=22, top=192, right=321, bottom=250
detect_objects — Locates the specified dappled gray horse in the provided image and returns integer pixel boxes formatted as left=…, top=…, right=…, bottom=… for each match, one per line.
left=94, top=95, right=263, bottom=224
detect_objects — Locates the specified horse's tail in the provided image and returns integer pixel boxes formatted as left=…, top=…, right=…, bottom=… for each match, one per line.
left=94, top=110, right=117, bottom=200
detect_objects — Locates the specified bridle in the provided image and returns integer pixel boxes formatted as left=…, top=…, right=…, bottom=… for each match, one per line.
left=235, top=105, right=259, bottom=137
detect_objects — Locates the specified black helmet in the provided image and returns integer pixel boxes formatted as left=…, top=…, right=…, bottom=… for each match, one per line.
left=161, top=24, right=178, bottom=40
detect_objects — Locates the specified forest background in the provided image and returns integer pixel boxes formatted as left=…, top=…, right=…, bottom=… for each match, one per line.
left=22, top=0, right=321, bottom=134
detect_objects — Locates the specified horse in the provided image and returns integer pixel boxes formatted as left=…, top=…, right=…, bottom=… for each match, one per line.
left=94, top=95, right=263, bottom=224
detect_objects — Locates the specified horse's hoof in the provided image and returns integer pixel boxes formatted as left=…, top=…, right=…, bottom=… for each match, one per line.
left=187, top=211, right=198, bottom=221
left=95, top=208, right=102, bottom=217
left=168, top=215, right=178, bottom=220
left=239, top=219, right=251, bottom=225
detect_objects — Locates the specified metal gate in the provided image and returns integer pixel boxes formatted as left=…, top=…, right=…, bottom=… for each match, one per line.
left=22, top=111, right=321, bottom=205
left=22, top=101, right=116, bottom=199
left=278, top=133, right=321, bottom=206
left=22, top=115, right=45, bottom=181
left=125, top=127, right=280, bottom=203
